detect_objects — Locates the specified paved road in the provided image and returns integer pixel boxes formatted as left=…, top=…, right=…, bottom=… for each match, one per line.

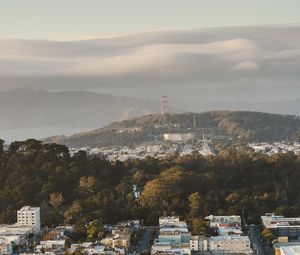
left=248, top=225, right=267, bottom=255
left=135, top=228, right=152, bottom=254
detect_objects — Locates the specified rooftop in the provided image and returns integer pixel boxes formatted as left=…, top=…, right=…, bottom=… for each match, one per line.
left=18, top=206, right=40, bottom=211
left=0, top=225, right=33, bottom=236
left=261, top=214, right=300, bottom=229
left=210, top=235, right=250, bottom=241
left=275, top=243, right=300, bottom=255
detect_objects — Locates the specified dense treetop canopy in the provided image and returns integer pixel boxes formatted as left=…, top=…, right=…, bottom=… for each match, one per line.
left=0, top=139, right=300, bottom=227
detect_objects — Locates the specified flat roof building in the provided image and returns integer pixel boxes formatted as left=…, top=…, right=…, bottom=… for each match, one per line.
left=210, top=235, right=252, bottom=255
left=261, top=213, right=300, bottom=240
left=205, top=215, right=241, bottom=228
left=17, top=206, right=40, bottom=233
left=273, top=242, right=300, bottom=255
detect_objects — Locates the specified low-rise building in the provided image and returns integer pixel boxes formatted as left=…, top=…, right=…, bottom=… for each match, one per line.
left=217, top=226, right=243, bottom=236
left=209, top=235, right=252, bottom=255
left=273, top=241, right=300, bottom=255
left=261, top=213, right=300, bottom=240
left=151, top=242, right=191, bottom=255
left=0, top=225, right=33, bottom=243
left=205, top=215, right=241, bottom=229
left=39, top=240, right=65, bottom=251
left=163, top=133, right=195, bottom=142
left=190, top=236, right=208, bottom=252
left=0, top=237, right=13, bottom=255
left=152, top=216, right=191, bottom=255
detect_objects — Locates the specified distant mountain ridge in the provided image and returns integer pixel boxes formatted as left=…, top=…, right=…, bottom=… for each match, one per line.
left=0, top=89, right=172, bottom=129
left=47, top=111, right=300, bottom=147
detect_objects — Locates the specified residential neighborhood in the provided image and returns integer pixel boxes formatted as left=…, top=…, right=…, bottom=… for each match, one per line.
left=68, top=137, right=216, bottom=162
left=2, top=207, right=300, bottom=255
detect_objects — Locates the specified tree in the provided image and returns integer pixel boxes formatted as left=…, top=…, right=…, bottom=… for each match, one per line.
left=86, top=220, right=104, bottom=241
left=191, top=218, right=207, bottom=236
left=73, top=219, right=87, bottom=241
left=0, top=139, right=4, bottom=154
left=49, top=192, right=64, bottom=209
left=64, top=201, right=82, bottom=224
left=261, top=228, right=275, bottom=244
left=139, top=167, right=197, bottom=214
left=79, top=176, right=95, bottom=193
left=188, top=192, right=203, bottom=218
left=225, top=193, right=240, bottom=203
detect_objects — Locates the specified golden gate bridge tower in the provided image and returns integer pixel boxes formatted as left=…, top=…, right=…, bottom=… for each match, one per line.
left=161, top=96, right=168, bottom=115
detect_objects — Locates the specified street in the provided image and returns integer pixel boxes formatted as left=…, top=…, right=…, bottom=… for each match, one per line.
left=135, top=227, right=152, bottom=254
left=248, top=225, right=267, bottom=255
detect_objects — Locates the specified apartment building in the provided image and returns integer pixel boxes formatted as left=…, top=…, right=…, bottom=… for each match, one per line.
left=152, top=216, right=191, bottom=255
left=261, top=213, right=300, bottom=240
left=209, top=235, right=252, bottom=255
left=190, top=236, right=208, bottom=252
left=17, top=206, right=40, bottom=233
left=205, top=215, right=241, bottom=228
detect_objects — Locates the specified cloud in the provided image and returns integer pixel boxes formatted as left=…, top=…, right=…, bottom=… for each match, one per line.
left=0, top=25, right=299, bottom=104
left=0, top=38, right=259, bottom=76
left=234, top=60, right=258, bottom=70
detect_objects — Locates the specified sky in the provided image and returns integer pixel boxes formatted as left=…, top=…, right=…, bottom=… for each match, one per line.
left=0, top=1, right=299, bottom=108
left=1, top=0, right=300, bottom=40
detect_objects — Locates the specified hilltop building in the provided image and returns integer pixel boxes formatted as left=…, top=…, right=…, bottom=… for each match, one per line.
left=163, top=133, right=195, bottom=142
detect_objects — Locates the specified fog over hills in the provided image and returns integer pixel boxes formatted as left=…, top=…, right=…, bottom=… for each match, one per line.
left=0, top=88, right=299, bottom=131
left=0, top=25, right=300, bottom=113
left=0, top=89, right=165, bottom=129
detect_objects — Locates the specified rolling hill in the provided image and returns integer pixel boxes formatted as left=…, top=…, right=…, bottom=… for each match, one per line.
left=46, top=111, right=300, bottom=147
left=0, top=89, right=170, bottom=129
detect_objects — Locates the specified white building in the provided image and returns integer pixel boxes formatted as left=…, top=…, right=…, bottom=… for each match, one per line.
left=17, top=206, right=41, bottom=233
left=190, top=236, right=208, bottom=252
left=217, top=226, right=243, bottom=236
left=0, top=238, right=13, bottom=255
left=205, top=215, right=241, bottom=228
left=274, top=242, right=300, bottom=255
left=0, top=225, right=32, bottom=243
left=152, top=216, right=191, bottom=255
left=151, top=242, right=191, bottom=255
left=163, top=133, right=195, bottom=142
left=209, top=235, right=252, bottom=255
left=38, top=240, right=65, bottom=251
left=261, top=213, right=300, bottom=240
left=159, top=216, right=180, bottom=225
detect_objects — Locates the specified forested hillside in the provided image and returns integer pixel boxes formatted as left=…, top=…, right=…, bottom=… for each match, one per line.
left=51, top=111, right=300, bottom=147
left=1, top=139, right=300, bottom=232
